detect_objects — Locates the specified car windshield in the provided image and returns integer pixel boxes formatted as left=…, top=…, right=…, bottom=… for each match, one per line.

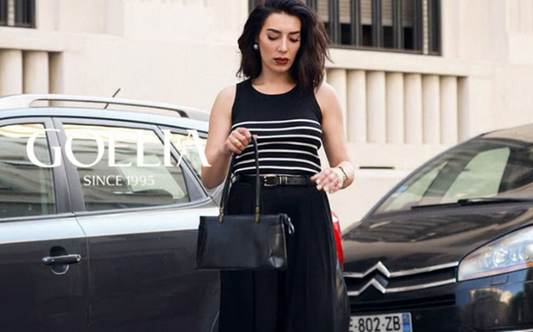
left=373, top=135, right=533, bottom=215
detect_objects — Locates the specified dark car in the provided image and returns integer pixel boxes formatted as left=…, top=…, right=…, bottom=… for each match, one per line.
left=0, top=94, right=220, bottom=332
left=343, top=123, right=533, bottom=332
left=0, top=94, right=345, bottom=332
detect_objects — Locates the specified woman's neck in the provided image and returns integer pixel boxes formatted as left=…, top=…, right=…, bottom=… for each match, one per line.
left=252, top=72, right=296, bottom=94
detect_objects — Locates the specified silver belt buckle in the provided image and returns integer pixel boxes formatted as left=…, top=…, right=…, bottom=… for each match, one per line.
left=263, top=174, right=278, bottom=187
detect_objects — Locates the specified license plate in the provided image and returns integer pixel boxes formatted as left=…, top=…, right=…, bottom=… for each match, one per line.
left=350, top=313, right=412, bottom=332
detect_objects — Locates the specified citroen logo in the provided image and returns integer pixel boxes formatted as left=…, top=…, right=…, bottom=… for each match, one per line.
left=344, top=261, right=391, bottom=296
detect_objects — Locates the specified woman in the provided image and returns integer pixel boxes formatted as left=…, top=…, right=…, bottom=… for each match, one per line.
left=202, top=0, right=354, bottom=331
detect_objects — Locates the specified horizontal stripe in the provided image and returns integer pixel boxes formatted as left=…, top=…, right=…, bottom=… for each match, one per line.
left=243, top=126, right=322, bottom=134
left=234, top=165, right=320, bottom=174
left=232, top=118, right=320, bottom=128
left=254, top=134, right=321, bottom=143
left=234, top=157, right=321, bottom=169
left=254, top=141, right=320, bottom=150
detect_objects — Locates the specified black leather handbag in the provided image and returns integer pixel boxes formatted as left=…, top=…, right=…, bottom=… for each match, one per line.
left=195, top=136, right=294, bottom=270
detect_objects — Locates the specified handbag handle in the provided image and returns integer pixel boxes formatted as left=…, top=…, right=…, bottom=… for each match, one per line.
left=218, top=136, right=261, bottom=223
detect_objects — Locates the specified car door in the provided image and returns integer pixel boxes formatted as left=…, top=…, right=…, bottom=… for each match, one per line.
left=54, top=118, right=220, bottom=332
left=0, top=118, right=89, bottom=331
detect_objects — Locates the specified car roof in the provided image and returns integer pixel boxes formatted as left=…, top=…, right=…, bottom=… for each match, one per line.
left=481, top=123, right=533, bottom=143
left=0, top=94, right=209, bottom=132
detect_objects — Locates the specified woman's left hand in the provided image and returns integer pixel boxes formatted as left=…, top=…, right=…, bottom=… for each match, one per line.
left=310, top=168, right=345, bottom=194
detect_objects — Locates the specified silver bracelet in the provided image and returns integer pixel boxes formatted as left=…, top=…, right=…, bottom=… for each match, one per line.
left=337, top=165, right=349, bottom=186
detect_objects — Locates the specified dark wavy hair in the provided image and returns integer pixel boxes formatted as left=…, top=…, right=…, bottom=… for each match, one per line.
left=237, top=0, right=331, bottom=94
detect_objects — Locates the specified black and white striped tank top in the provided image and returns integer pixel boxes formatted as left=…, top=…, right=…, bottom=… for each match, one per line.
left=231, top=79, right=323, bottom=176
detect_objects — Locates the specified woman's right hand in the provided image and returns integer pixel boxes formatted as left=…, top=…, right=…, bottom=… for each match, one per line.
left=225, top=127, right=252, bottom=155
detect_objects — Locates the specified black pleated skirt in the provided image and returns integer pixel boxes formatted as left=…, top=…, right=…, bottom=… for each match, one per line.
left=219, top=180, right=350, bottom=332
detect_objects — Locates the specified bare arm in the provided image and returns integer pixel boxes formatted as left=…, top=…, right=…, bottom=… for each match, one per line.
left=310, top=82, right=355, bottom=193
left=201, top=85, right=252, bottom=189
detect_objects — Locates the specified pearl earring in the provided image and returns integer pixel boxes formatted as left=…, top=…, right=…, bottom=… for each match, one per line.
left=253, top=43, right=259, bottom=51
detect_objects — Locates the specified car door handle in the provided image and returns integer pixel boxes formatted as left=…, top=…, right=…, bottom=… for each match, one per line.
left=41, top=254, right=82, bottom=266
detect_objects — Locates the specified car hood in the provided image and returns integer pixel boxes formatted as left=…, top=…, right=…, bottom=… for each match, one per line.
left=342, top=203, right=533, bottom=273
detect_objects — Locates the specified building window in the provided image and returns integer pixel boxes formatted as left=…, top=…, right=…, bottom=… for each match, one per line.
left=0, top=0, right=7, bottom=26
left=0, top=0, right=35, bottom=28
left=249, top=0, right=441, bottom=55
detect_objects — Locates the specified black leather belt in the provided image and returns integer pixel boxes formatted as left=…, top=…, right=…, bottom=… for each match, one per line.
left=235, top=174, right=310, bottom=187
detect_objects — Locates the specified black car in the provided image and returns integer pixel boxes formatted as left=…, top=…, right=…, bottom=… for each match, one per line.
left=343, top=123, right=533, bottom=332
left=0, top=94, right=220, bottom=332
left=0, top=93, right=345, bottom=331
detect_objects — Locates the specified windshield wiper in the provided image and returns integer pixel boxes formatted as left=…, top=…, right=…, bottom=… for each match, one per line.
left=412, top=197, right=533, bottom=210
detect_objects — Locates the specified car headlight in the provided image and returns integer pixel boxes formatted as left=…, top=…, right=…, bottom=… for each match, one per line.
left=458, top=226, right=533, bottom=281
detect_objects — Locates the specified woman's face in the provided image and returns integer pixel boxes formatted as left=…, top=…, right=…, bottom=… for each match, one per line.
left=256, top=12, right=301, bottom=76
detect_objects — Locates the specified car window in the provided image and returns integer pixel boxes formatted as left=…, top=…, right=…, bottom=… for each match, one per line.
left=169, top=132, right=207, bottom=179
left=0, top=123, right=55, bottom=218
left=441, top=147, right=510, bottom=203
left=374, top=139, right=530, bottom=214
left=63, top=124, right=190, bottom=211
left=383, top=162, right=447, bottom=212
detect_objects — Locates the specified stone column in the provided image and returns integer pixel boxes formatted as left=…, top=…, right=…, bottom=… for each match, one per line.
left=404, top=74, right=423, bottom=144
left=49, top=52, right=65, bottom=93
left=440, top=76, right=458, bottom=145
left=23, top=51, right=50, bottom=94
left=49, top=52, right=65, bottom=106
left=458, top=77, right=470, bottom=142
left=386, top=72, right=404, bottom=144
left=422, top=75, right=440, bottom=144
left=366, top=71, right=386, bottom=144
left=0, top=50, right=23, bottom=96
left=327, top=69, right=348, bottom=135
left=347, top=70, right=367, bottom=143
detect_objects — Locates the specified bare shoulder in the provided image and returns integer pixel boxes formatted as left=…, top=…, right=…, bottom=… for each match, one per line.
left=315, top=81, right=337, bottom=98
left=211, top=84, right=237, bottom=117
left=314, top=81, right=341, bottom=114
left=215, top=85, right=237, bottom=107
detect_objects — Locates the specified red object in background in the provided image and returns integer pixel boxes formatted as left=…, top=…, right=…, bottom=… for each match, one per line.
left=331, top=212, right=344, bottom=270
